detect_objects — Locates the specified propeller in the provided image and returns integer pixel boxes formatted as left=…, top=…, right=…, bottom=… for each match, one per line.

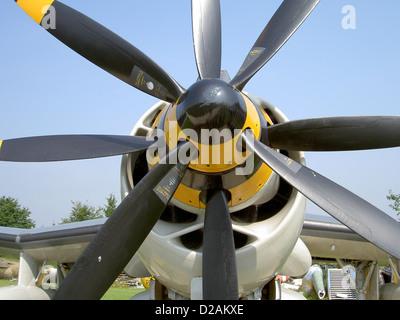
left=243, top=133, right=400, bottom=260
left=15, top=0, right=185, bottom=102
left=192, top=0, right=222, bottom=79
left=10, top=0, right=400, bottom=301
left=0, top=135, right=154, bottom=162
left=203, top=190, right=238, bottom=300
left=53, top=143, right=189, bottom=299
left=230, top=0, right=320, bottom=90
left=264, top=116, right=400, bottom=151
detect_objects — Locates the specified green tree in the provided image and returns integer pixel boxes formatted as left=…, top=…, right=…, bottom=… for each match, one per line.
left=99, top=193, right=118, bottom=218
left=60, top=194, right=119, bottom=224
left=60, top=200, right=103, bottom=224
left=387, top=189, right=400, bottom=215
left=0, top=196, right=35, bottom=229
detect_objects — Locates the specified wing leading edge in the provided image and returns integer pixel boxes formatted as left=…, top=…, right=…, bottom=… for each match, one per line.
left=0, top=219, right=105, bottom=262
left=301, top=213, right=391, bottom=261
left=1, top=213, right=392, bottom=263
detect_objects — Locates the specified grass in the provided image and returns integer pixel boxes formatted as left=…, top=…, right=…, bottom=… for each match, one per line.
left=0, top=279, right=146, bottom=300
left=101, top=286, right=146, bottom=300
left=0, top=279, right=17, bottom=288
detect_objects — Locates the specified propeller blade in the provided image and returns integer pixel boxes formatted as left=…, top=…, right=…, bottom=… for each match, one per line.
left=243, top=134, right=400, bottom=260
left=230, top=0, right=319, bottom=90
left=0, top=135, right=154, bottom=162
left=14, top=0, right=185, bottom=102
left=53, top=143, right=189, bottom=299
left=203, top=190, right=238, bottom=300
left=192, top=0, right=222, bottom=79
left=264, top=116, right=400, bottom=151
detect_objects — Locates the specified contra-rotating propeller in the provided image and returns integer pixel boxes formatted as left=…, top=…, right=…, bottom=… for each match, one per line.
left=3, top=0, right=400, bottom=300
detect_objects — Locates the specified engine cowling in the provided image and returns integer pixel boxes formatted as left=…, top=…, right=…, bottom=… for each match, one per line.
left=121, top=92, right=308, bottom=298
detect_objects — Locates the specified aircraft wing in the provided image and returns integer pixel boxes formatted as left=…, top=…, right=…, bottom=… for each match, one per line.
left=0, top=213, right=391, bottom=264
left=301, top=213, right=390, bottom=261
left=0, top=219, right=106, bottom=263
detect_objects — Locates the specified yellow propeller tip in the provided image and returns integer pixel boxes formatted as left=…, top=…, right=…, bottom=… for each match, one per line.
left=15, top=0, right=55, bottom=24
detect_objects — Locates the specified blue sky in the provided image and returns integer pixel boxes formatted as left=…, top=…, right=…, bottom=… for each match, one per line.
left=1, top=0, right=399, bottom=226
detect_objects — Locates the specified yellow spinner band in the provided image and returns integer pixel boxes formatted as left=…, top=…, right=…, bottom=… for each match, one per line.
left=16, top=0, right=56, bottom=24
left=169, top=94, right=275, bottom=209
left=172, top=162, right=274, bottom=209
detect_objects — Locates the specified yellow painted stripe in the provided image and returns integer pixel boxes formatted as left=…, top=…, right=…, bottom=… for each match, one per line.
left=173, top=162, right=273, bottom=209
left=229, top=163, right=273, bottom=206
left=16, top=0, right=56, bottom=24
left=0, top=140, right=3, bottom=151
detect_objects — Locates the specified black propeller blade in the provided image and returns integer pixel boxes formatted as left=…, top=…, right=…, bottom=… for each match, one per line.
left=54, top=143, right=189, bottom=300
left=264, top=116, right=400, bottom=151
left=243, top=134, right=400, bottom=260
left=0, top=135, right=153, bottom=162
left=15, top=0, right=185, bottom=102
left=192, top=0, right=222, bottom=79
left=230, top=0, right=319, bottom=91
left=203, top=190, right=238, bottom=300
